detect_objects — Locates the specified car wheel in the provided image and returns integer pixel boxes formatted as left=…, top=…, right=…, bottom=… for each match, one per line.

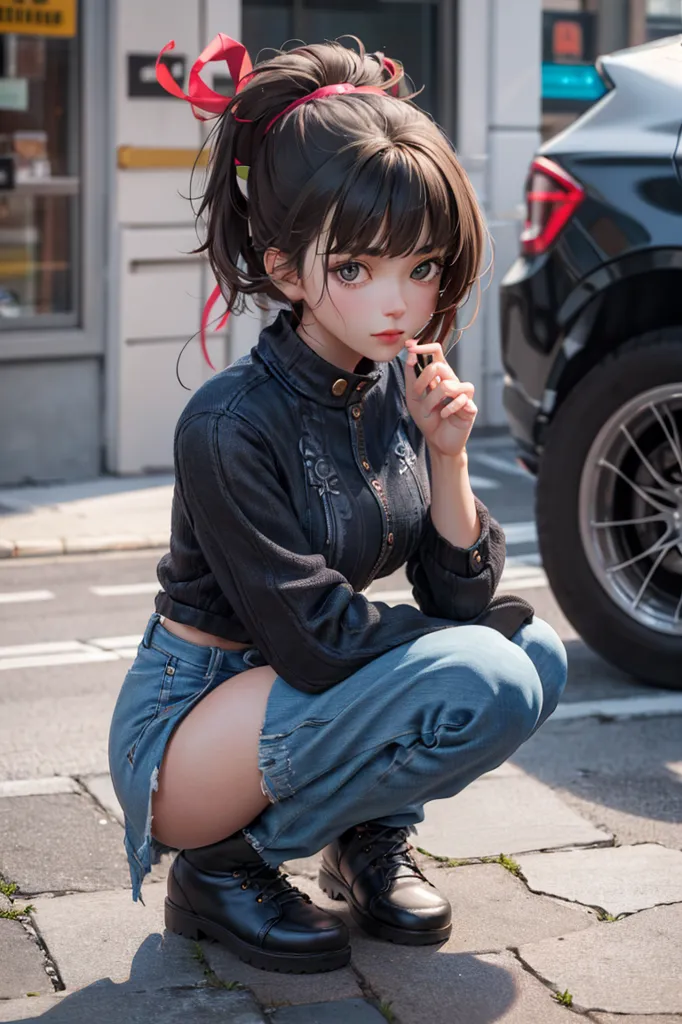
left=536, top=328, right=682, bottom=689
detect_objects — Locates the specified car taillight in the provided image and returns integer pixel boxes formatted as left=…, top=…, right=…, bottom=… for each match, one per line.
left=521, top=157, right=585, bottom=256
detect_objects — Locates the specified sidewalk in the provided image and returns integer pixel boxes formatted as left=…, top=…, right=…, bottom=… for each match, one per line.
left=0, top=475, right=174, bottom=558
left=1, top=760, right=681, bottom=1022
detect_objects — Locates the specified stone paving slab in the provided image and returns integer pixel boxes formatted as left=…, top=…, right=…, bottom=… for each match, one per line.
left=270, top=998, right=387, bottom=1023
left=517, top=903, right=682, bottom=1015
left=349, top=943, right=572, bottom=1024
left=31, top=886, right=204, bottom=991
left=0, top=986, right=266, bottom=1023
left=0, top=794, right=129, bottom=895
left=516, top=844, right=682, bottom=916
left=0, top=919, right=52, bottom=999
left=204, top=917, right=363, bottom=1009
left=81, top=774, right=124, bottom=827
left=416, top=771, right=610, bottom=859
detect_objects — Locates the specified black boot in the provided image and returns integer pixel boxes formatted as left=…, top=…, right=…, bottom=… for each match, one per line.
left=318, top=823, right=451, bottom=946
left=165, top=831, right=351, bottom=973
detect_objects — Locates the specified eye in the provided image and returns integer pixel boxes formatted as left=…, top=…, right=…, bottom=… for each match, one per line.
left=331, top=262, right=368, bottom=286
left=411, top=260, right=443, bottom=283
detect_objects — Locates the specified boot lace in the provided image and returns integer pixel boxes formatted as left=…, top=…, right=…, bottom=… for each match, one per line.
left=355, top=824, right=430, bottom=884
left=233, top=862, right=312, bottom=906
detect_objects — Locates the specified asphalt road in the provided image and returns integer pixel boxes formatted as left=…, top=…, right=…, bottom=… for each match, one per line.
left=0, top=435, right=680, bottom=850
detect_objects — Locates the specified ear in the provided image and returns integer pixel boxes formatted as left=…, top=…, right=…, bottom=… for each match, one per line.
left=264, top=248, right=305, bottom=303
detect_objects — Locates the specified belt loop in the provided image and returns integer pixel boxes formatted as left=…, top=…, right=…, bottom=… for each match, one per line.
left=142, top=613, right=161, bottom=649
left=205, top=645, right=221, bottom=681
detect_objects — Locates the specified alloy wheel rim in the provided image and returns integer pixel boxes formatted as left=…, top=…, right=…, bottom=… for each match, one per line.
left=578, top=383, right=682, bottom=636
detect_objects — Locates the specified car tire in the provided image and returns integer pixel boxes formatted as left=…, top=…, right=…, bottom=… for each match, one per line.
left=536, top=328, right=682, bottom=689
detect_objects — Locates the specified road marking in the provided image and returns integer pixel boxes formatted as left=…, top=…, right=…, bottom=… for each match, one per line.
left=0, top=590, right=54, bottom=604
left=0, top=777, right=80, bottom=798
left=504, top=521, right=538, bottom=545
left=553, top=694, right=682, bottom=722
left=468, top=475, right=499, bottom=491
left=90, top=583, right=160, bottom=597
left=474, top=453, right=533, bottom=479
left=0, top=639, right=120, bottom=671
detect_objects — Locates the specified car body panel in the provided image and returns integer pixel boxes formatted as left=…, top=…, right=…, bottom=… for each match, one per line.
left=500, top=35, right=682, bottom=468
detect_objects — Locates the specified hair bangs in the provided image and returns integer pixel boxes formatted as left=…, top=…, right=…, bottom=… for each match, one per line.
left=324, top=145, right=458, bottom=262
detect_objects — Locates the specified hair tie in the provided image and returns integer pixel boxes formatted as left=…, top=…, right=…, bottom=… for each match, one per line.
left=156, top=34, right=400, bottom=369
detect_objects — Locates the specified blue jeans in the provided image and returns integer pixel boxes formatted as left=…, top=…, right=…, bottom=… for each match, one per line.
left=109, top=614, right=567, bottom=899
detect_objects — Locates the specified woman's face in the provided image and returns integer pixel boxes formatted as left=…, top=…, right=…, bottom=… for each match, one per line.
left=292, top=232, right=446, bottom=372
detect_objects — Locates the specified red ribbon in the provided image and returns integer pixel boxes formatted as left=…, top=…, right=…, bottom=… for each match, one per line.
left=156, top=34, right=253, bottom=121
left=157, top=34, right=402, bottom=372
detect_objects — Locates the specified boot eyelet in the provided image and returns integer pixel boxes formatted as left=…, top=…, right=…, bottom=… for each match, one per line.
left=232, top=871, right=241, bottom=878
left=256, top=896, right=263, bottom=903
left=241, top=882, right=249, bottom=890
left=363, top=845, right=372, bottom=853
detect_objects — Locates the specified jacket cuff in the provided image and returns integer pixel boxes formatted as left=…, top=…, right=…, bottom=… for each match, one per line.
left=421, top=497, right=490, bottom=578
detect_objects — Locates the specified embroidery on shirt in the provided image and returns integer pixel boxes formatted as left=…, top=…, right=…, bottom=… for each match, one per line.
left=394, top=426, right=417, bottom=475
left=298, top=409, right=352, bottom=563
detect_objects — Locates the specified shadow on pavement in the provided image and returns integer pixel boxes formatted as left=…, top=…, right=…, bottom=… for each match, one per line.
left=2, top=933, right=521, bottom=1023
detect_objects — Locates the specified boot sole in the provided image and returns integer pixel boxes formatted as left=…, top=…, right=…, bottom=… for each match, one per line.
left=165, top=898, right=351, bottom=974
left=318, top=866, right=452, bottom=946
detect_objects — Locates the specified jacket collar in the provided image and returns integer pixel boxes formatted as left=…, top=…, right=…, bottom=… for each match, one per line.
left=256, top=310, right=385, bottom=409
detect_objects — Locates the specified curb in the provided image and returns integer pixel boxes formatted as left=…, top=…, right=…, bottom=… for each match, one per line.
left=0, top=534, right=169, bottom=559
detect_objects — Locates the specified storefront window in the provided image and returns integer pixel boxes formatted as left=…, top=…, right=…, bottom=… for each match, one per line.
left=243, top=0, right=440, bottom=121
left=0, top=2, right=79, bottom=326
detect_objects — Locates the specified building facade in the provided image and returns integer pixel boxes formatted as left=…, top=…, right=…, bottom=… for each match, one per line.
left=0, top=0, right=678, bottom=482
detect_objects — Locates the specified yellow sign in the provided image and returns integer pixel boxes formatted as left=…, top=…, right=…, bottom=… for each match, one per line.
left=0, top=0, right=77, bottom=38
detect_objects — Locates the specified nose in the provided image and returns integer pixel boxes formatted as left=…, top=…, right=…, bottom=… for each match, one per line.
left=381, top=282, right=407, bottom=319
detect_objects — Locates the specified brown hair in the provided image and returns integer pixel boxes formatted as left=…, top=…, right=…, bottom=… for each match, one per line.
left=195, top=37, right=486, bottom=347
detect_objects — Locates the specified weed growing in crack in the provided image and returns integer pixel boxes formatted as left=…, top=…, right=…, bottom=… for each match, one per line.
left=481, top=853, right=522, bottom=877
left=415, top=847, right=470, bottom=868
left=597, top=910, right=622, bottom=922
left=379, top=1000, right=397, bottom=1022
left=0, top=879, right=18, bottom=899
left=553, top=989, right=573, bottom=1006
left=191, top=941, right=244, bottom=990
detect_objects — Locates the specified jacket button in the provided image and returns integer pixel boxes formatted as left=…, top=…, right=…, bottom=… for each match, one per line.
left=471, top=550, right=482, bottom=567
left=387, top=532, right=394, bottom=545
left=332, top=378, right=348, bottom=396
left=362, top=460, right=370, bottom=470
left=351, top=406, right=361, bottom=419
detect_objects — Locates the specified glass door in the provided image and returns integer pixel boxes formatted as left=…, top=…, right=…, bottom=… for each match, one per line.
left=0, top=7, right=80, bottom=327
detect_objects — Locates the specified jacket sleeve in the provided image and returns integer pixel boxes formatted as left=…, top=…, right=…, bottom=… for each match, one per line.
left=405, top=495, right=506, bottom=622
left=175, top=411, right=457, bottom=694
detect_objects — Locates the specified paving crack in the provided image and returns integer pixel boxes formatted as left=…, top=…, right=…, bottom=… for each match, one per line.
left=509, top=947, right=591, bottom=1016
left=349, top=959, right=404, bottom=1024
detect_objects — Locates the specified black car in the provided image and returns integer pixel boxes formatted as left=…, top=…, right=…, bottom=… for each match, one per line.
left=500, top=34, right=682, bottom=689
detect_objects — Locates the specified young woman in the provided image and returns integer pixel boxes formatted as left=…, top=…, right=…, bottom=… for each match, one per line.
left=108, top=33, right=568, bottom=976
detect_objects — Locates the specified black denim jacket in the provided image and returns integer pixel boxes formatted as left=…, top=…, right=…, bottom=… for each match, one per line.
left=156, top=311, right=534, bottom=694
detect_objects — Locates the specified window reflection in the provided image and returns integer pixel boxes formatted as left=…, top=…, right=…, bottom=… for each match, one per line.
left=0, top=29, right=80, bottom=324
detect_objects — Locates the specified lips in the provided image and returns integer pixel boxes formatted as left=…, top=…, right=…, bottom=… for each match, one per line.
left=372, top=330, right=404, bottom=339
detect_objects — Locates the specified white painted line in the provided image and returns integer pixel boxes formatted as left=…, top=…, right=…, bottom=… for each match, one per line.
left=507, top=553, right=542, bottom=568
left=0, top=640, right=87, bottom=658
left=90, top=583, right=160, bottom=597
left=474, top=453, right=533, bottom=479
left=0, top=777, right=79, bottom=798
left=0, top=650, right=119, bottom=671
left=503, top=521, right=538, bottom=545
left=553, top=694, right=682, bottom=722
left=468, top=475, right=499, bottom=491
left=89, top=634, right=142, bottom=651
left=0, top=590, right=55, bottom=604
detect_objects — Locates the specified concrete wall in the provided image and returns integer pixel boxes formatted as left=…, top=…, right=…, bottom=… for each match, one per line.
left=0, top=360, right=101, bottom=485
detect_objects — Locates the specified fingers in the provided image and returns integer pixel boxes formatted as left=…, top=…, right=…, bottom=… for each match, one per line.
left=421, top=379, right=475, bottom=418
